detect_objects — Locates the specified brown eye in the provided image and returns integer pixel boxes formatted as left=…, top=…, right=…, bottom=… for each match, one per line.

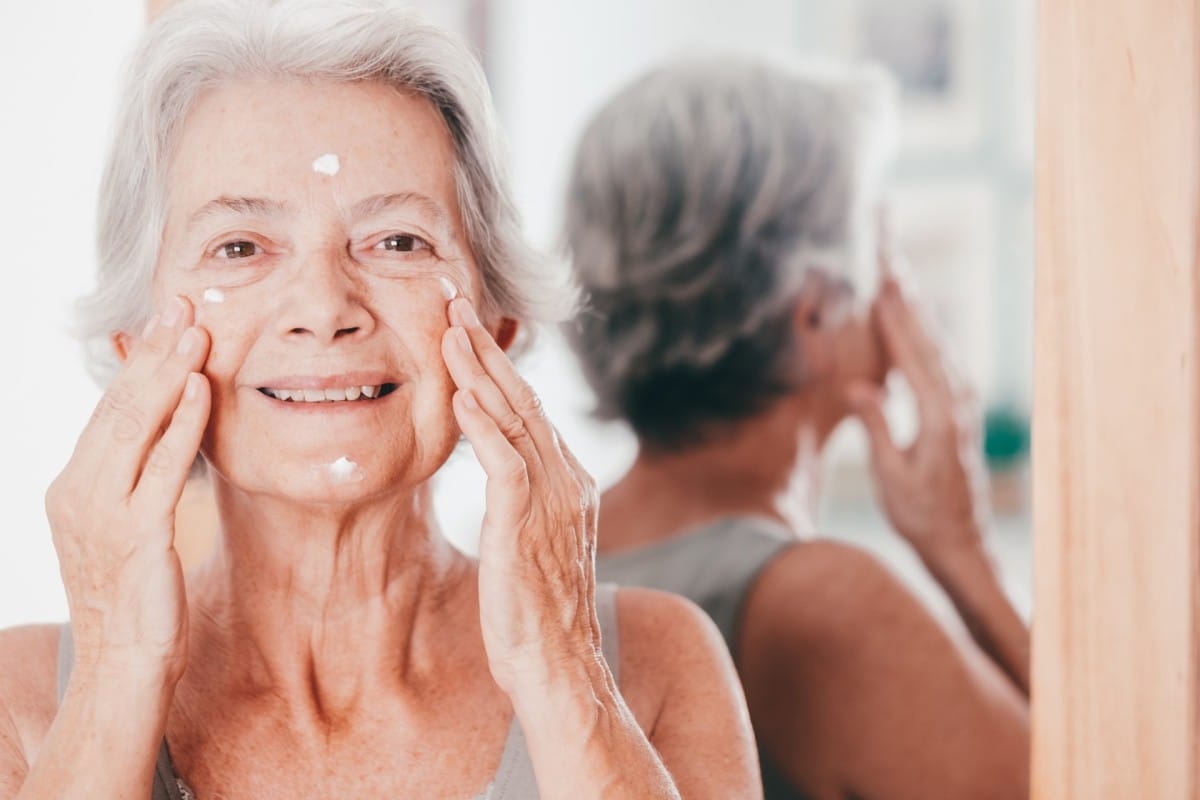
left=378, top=234, right=428, bottom=253
left=220, top=241, right=258, bottom=259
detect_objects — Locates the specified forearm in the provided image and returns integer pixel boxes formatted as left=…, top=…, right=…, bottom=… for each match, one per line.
left=16, top=667, right=171, bottom=799
left=921, top=537, right=1030, bottom=696
left=511, top=659, right=680, bottom=800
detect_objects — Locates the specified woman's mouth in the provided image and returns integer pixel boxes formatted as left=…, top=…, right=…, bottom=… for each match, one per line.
left=257, top=383, right=399, bottom=403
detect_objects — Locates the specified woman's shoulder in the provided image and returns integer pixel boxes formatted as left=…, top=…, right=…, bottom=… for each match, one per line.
left=0, top=624, right=64, bottom=768
left=608, top=586, right=736, bottom=722
left=742, top=538, right=925, bottom=646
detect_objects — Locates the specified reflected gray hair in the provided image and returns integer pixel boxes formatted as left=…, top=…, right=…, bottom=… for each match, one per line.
left=77, top=0, right=570, bottom=387
left=564, top=56, right=895, bottom=448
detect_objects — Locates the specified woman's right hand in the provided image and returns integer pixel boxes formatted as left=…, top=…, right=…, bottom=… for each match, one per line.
left=45, top=296, right=211, bottom=685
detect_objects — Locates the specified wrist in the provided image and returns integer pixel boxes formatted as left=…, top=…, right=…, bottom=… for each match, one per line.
left=505, top=648, right=617, bottom=724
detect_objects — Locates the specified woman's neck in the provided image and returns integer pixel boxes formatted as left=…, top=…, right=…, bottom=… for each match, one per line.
left=598, top=400, right=835, bottom=553
left=185, top=479, right=481, bottom=719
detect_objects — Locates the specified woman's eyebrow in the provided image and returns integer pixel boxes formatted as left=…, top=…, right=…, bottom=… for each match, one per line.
left=187, top=196, right=291, bottom=231
left=350, top=192, right=450, bottom=230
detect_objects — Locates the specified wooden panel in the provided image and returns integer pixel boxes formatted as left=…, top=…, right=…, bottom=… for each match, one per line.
left=1033, top=0, right=1200, bottom=797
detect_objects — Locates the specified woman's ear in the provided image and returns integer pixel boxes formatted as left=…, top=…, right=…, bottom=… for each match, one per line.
left=792, top=278, right=840, bottom=379
left=110, top=331, right=135, bottom=364
left=493, top=317, right=520, bottom=352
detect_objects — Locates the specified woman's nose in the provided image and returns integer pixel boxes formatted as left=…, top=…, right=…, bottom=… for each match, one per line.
left=277, top=252, right=374, bottom=344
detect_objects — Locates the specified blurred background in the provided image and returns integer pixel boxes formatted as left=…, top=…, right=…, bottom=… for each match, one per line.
left=0, top=0, right=1033, bottom=628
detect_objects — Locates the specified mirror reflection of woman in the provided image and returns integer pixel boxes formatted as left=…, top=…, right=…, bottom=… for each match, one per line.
left=0, top=4, right=759, bottom=798
left=568, top=59, right=1031, bottom=800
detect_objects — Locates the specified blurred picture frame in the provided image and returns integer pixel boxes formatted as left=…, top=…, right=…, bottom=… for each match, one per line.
left=828, top=0, right=984, bottom=155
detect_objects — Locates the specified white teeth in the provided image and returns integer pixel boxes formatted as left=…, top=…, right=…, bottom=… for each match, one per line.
left=264, top=385, right=384, bottom=402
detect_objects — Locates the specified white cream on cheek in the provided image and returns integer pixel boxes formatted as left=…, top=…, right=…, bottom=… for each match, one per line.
left=203, top=287, right=226, bottom=304
left=312, top=153, right=341, bottom=176
left=439, top=276, right=459, bottom=301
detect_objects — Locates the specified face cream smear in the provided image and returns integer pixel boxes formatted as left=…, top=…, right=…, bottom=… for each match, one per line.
left=311, top=153, right=341, bottom=176
left=326, top=455, right=364, bottom=483
left=439, top=276, right=459, bottom=300
left=202, top=287, right=225, bottom=304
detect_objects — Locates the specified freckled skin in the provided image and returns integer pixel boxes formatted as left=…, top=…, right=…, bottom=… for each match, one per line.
left=157, top=78, right=479, bottom=503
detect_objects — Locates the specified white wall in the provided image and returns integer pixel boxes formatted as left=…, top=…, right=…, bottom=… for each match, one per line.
left=0, top=2, right=142, bottom=626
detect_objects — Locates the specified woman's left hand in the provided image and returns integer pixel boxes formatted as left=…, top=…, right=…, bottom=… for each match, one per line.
left=441, top=298, right=602, bottom=697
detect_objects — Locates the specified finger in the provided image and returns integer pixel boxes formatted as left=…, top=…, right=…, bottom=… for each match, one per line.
left=451, top=389, right=531, bottom=525
left=441, top=325, right=544, bottom=472
left=874, top=277, right=956, bottom=430
left=446, top=297, right=561, bottom=465
left=75, top=299, right=209, bottom=494
left=132, top=372, right=212, bottom=520
left=845, top=381, right=904, bottom=474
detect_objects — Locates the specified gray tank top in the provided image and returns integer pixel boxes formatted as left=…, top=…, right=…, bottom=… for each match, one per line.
left=596, top=517, right=807, bottom=800
left=56, top=583, right=622, bottom=800
left=595, top=516, right=793, bottom=650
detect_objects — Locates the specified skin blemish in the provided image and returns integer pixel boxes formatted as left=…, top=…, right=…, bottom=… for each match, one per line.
left=312, top=153, right=341, bottom=176
left=325, top=455, right=364, bottom=483
left=203, top=287, right=226, bottom=304
left=439, top=276, right=459, bottom=301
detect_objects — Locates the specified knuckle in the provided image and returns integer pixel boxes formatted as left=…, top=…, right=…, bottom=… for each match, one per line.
left=95, top=384, right=145, bottom=441
left=143, top=443, right=175, bottom=478
left=501, top=453, right=529, bottom=486
left=497, top=409, right=529, bottom=442
left=513, top=382, right=544, bottom=419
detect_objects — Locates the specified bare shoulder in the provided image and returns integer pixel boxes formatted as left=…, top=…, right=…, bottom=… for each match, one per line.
left=738, top=540, right=1028, bottom=800
left=607, top=587, right=759, bottom=798
left=609, top=586, right=730, bottom=707
left=741, top=538, right=925, bottom=646
left=0, top=624, right=63, bottom=769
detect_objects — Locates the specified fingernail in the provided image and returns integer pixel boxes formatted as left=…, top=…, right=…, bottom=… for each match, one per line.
left=455, top=298, right=480, bottom=327
left=184, top=372, right=201, bottom=401
left=141, top=314, right=161, bottom=339
left=162, top=297, right=186, bottom=328
left=176, top=327, right=199, bottom=356
left=454, top=326, right=472, bottom=354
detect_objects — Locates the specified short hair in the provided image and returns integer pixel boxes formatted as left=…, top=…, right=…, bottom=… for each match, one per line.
left=564, top=56, right=895, bottom=450
left=77, top=0, right=572, bottom=387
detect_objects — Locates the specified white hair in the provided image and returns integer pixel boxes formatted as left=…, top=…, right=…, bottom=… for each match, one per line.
left=78, top=0, right=571, bottom=386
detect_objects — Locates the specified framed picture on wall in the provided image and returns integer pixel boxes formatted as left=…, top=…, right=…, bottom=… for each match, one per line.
left=827, top=0, right=985, bottom=155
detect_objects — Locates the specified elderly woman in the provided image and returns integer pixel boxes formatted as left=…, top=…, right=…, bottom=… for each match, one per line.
left=0, top=4, right=760, bottom=798
left=566, top=59, right=1031, bottom=799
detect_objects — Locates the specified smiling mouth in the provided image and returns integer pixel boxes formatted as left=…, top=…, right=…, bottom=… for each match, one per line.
left=257, top=383, right=399, bottom=403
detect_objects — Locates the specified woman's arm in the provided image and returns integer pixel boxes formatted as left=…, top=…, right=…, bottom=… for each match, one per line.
left=4, top=299, right=212, bottom=798
left=847, top=265, right=1030, bottom=694
left=738, top=542, right=1029, bottom=800
left=510, top=589, right=759, bottom=800
left=441, top=296, right=759, bottom=799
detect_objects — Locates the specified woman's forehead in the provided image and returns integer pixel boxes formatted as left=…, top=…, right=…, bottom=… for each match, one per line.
left=167, top=78, right=460, bottom=221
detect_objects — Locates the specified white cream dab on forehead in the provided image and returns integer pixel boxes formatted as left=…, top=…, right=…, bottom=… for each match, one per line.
left=439, top=276, right=459, bottom=300
left=202, top=288, right=225, bottom=304
left=312, top=153, right=341, bottom=176
left=326, top=455, right=363, bottom=483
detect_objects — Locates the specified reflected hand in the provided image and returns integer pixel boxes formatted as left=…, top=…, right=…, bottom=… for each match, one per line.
left=45, top=297, right=211, bottom=684
left=441, top=298, right=602, bottom=697
left=846, top=262, right=990, bottom=564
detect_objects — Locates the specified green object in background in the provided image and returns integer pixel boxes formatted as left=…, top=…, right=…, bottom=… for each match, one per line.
left=984, top=405, right=1030, bottom=471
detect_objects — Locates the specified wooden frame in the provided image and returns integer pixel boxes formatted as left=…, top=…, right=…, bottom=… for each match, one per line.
left=1032, top=0, right=1200, bottom=796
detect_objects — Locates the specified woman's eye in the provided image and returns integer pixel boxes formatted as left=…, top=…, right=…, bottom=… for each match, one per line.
left=377, top=234, right=429, bottom=253
left=217, top=241, right=258, bottom=259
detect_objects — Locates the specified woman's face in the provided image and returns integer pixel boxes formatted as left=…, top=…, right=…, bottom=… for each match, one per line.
left=151, top=78, right=477, bottom=502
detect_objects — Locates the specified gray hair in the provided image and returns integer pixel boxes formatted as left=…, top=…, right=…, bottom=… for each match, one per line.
left=78, top=0, right=571, bottom=387
left=564, top=56, right=895, bottom=448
